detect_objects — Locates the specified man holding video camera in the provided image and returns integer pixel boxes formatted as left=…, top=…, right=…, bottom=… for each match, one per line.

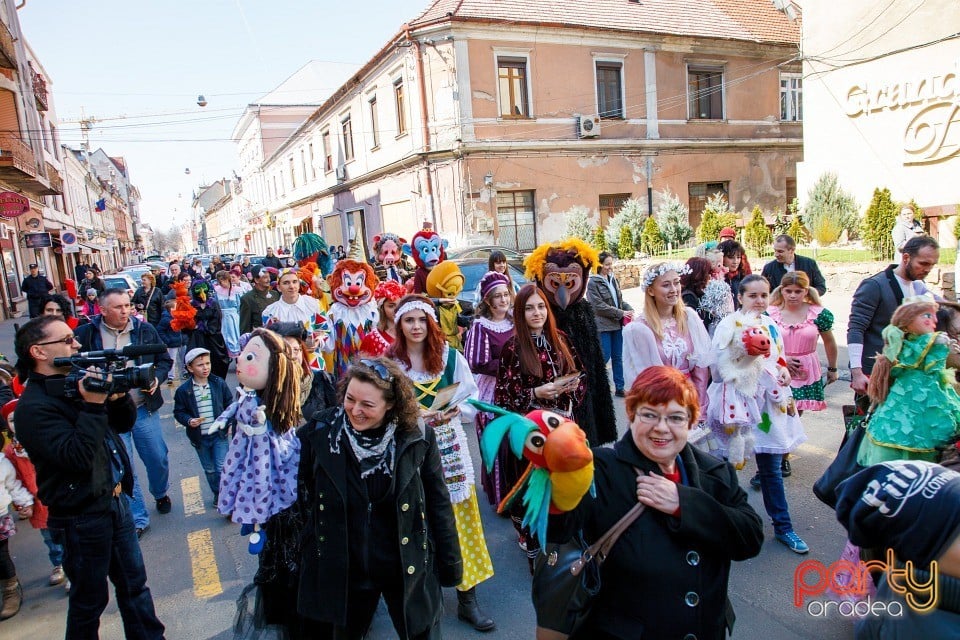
left=14, top=315, right=165, bottom=638
left=75, top=288, right=174, bottom=537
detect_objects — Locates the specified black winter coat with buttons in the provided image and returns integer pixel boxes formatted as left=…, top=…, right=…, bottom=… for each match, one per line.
left=552, top=433, right=764, bottom=640
left=295, top=408, right=462, bottom=634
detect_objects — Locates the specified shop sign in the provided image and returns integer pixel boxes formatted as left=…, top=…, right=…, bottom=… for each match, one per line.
left=23, top=232, right=52, bottom=248
left=0, top=192, right=30, bottom=219
left=845, top=62, right=960, bottom=166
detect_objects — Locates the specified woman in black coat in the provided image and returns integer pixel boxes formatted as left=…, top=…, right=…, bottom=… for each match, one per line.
left=132, top=272, right=164, bottom=326
left=184, top=280, right=230, bottom=379
left=549, top=366, right=763, bottom=640
left=297, top=357, right=462, bottom=639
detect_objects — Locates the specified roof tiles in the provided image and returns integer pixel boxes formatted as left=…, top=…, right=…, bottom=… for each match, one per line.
left=410, top=0, right=800, bottom=45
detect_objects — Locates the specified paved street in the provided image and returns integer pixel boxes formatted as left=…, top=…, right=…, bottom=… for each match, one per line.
left=4, top=287, right=858, bottom=639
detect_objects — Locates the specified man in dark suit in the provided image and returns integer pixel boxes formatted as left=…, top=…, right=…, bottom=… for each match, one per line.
left=847, top=235, right=940, bottom=405
left=761, top=234, right=827, bottom=295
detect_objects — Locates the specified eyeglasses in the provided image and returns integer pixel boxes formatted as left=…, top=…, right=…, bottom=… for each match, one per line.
left=490, top=292, right=511, bottom=300
left=635, top=409, right=689, bottom=428
left=35, top=334, right=77, bottom=347
left=360, top=358, right=394, bottom=382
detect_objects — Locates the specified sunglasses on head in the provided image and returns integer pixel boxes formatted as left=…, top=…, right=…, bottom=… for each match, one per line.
left=360, top=358, right=393, bottom=382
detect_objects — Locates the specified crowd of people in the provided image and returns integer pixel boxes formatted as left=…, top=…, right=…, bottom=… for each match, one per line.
left=0, top=227, right=957, bottom=640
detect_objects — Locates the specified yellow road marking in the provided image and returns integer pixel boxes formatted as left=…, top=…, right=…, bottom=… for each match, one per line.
left=181, top=476, right=206, bottom=517
left=187, top=528, right=222, bottom=598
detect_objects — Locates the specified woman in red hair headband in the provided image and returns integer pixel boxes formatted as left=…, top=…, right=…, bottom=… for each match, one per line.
left=359, top=280, right=406, bottom=357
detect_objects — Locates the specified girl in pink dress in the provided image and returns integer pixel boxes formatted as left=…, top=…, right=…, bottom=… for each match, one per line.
left=767, top=271, right=839, bottom=412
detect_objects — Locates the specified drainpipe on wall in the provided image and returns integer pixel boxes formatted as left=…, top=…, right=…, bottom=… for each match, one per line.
left=403, top=24, right=436, bottom=230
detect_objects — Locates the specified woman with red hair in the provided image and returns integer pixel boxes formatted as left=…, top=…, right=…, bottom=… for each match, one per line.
left=494, top=284, right=585, bottom=566
left=546, top=365, right=762, bottom=640
left=388, top=295, right=496, bottom=632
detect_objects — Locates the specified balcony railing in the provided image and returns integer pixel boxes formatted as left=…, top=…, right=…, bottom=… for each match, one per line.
left=0, top=133, right=37, bottom=177
left=0, top=22, right=15, bottom=70
left=42, top=161, right=63, bottom=195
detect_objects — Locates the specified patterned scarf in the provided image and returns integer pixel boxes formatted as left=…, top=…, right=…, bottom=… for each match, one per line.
left=331, top=410, right=398, bottom=478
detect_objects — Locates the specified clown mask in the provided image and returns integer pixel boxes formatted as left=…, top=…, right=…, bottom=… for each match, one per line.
left=333, top=268, right=374, bottom=308
left=236, top=336, right=271, bottom=391
left=541, top=263, right=586, bottom=310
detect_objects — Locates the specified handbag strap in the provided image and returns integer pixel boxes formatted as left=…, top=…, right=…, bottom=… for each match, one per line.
left=570, top=467, right=647, bottom=575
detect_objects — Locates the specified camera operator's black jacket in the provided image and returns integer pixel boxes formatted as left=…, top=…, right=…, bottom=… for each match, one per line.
left=75, top=315, right=173, bottom=412
left=16, top=372, right=137, bottom=517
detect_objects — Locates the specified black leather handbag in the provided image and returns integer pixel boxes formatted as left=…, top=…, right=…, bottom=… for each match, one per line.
left=813, top=408, right=870, bottom=509
left=532, top=501, right=645, bottom=640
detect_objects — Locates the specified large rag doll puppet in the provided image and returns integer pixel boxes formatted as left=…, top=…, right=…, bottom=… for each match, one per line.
left=372, top=232, right=412, bottom=284
left=704, top=311, right=796, bottom=469
left=327, top=259, right=380, bottom=377
left=403, top=229, right=447, bottom=294
left=524, top=239, right=617, bottom=445
left=426, top=260, right=466, bottom=350
left=216, top=329, right=301, bottom=553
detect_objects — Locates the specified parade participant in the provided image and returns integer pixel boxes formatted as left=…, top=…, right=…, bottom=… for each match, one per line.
left=761, top=234, right=827, bottom=296
left=262, top=267, right=333, bottom=363
left=718, top=226, right=752, bottom=273
left=425, top=260, right=466, bottom=350
left=835, top=460, right=960, bottom=639
left=464, top=271, right=515, bottom=507
left=494, top=284, right=585, bottom=565
left=133, top=273, right=164, bottom=326
left=79, top=269, right=105, bottom=296
left=849, top=236, right=940, bottom=410
left=524, top=239, right=617, bottom=445
left=296, top=358, right=462, bottom=638
left=0, top=424, right=34, bottom=620
left=79, top=288, right=101, bottom=319
left=173, top=348, right=233, bottom=505
left=216, top=329, right=301, bottom=552
left=857, top=295, right=960, bottom=465
left=371, top=232, right=411, bottom=283
left=75, top=289, right=174, bottom=538
left=388, top=295, right=496, bottom=631
left=214, top=270, right=243, bottom=357
left=681, top=256, right=733, bottom=335
left=2, top=399, right=67, bottom=593
left=359, top=280, right=405, bottom=357
left=717, top=240, right=748, bottom=309
left=487, top=250, right=517, bottom=293
left=20, top=263, right=54, bottom=319
left=165, top=271, right=192, bottom=301
left=403, top=229, right=448, bottom=294
left=623, top=262, right=712, bottom=410
left=292, top=232, right=335, bottom=300
left=238, top=266, right=277, bottom=334
left=184, top=281, right=230, bottom=380
left=41, top=293, right=80, bottom=330
left=327, top=259, right=380, bottom=378
left=547, top=366, right=763, bottom=640
left=261, top=247, right=283, bottom=270
left=269, top=322, right=337, bottom=425
left=892, top=203, right=924, bottom=264
left=708, top=275, right=809, bottom=553
left=229, top=266, right=251, bottom=294
left=157, top=299, right=186, bottom=384
left=162, top=262, right=181, bottom=295
left=14, top=316, right=165, bottom=637
left=587, top=252, right=634, bottom=397
left=768, top=271, right=838, bottom=412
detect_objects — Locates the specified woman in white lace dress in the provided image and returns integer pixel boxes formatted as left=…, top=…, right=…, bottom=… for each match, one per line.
left=623, top=262, right=713, bottom=413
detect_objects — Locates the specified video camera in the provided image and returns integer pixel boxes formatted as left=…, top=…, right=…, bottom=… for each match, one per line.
left=49, top=343, right=166, bottom=399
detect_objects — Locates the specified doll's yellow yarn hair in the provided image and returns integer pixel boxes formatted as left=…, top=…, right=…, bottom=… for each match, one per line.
left=523, top=238, right=600, bottom=281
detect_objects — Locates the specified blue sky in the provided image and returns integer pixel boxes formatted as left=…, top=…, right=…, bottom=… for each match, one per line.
left=20, top=0, right=427, bottom=231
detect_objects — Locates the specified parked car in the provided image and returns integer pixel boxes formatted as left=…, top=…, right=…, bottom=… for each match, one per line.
left=450, top=257, right=529, bottom=317
left=102, top=273, right=138, bottom=298
left=446, top=245, right=527, bottom=267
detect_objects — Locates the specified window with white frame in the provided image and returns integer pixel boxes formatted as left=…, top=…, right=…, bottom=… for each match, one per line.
left=369, top=96, right=380, bottom=148
left=341, top=114, right=354, bottom=162
left=687, top=65, right=724, bottom=120
left=289, top=157, right=296, bottom=189
left=322, top=129, right=332, bottom=172
left=497, top=56, right=530, bottom=118
left=596, top=61, right=624, bottom=119
left=393, top=79, right=407, bottom=136
left=780, top=73, right=802, bottom=121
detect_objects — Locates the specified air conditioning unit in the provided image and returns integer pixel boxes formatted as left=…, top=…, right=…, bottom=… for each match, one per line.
left=577, top=115, right=601, bottom=138
left=335, top=165, right=347, bottom=182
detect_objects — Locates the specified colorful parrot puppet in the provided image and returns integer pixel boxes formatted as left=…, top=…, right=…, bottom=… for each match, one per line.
left=425, top=260, right=466, bottom=351
left=403, top=229, right=447, bottom=294
left=468, top=399, right=595, bottom=547
left=327, top=259, right=380, bottom=378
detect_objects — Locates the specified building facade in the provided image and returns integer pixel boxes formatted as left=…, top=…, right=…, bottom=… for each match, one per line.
left=241, top=0, right=801, bottom=258
left=798, top=0, right=960, bottom=244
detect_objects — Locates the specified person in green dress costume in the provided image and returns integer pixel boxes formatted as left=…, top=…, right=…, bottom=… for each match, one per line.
left=858, top=295, right=960, bottom=465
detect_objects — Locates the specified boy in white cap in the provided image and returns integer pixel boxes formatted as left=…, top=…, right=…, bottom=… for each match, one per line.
left=173, top=348, right=233, bottom=505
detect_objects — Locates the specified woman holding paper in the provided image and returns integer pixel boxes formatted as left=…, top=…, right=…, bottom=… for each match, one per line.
left=494, top=284, right=586, bottom=568
left=388, top=295, right=496, bottom=632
